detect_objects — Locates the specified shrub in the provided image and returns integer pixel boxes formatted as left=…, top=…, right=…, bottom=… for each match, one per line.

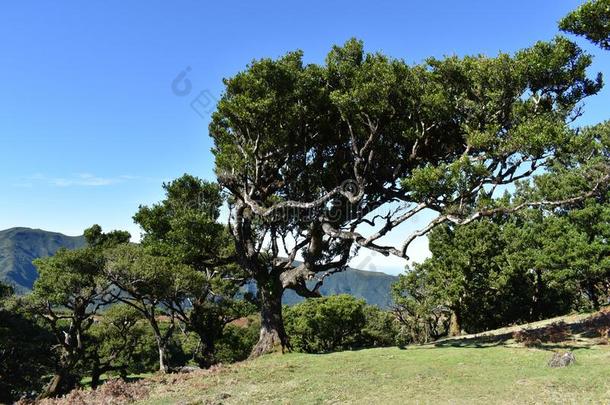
left=284, top=295, right=399, bottom=353
left=361, top=305, right=401, bottom=347
left=215, top=317, right=260, bottom=363
left=285, top=295, right=366, bottom=353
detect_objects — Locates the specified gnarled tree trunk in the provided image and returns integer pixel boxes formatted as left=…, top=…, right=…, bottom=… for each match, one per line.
left=250, top=274, right=289, bottom=358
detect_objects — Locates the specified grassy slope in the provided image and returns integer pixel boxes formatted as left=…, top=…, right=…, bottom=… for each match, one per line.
left=141, top=344, right=610, bottom=404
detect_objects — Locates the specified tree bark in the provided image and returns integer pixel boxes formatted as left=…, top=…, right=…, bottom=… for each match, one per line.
left=250, top=275, right=289, bottom=358
left=39, top=369, right=77, bottom=399
left=587, top=280, right=601, bottom=310
left=531, top=268, right=544, bottom=320
left=449, top=306, right=462, bottom=337
left=157, top=341, right=170, bottom=373
left=200, top=336, right=216, bottom=368
left=90, top=369, right=102, bottom=390
left=148, top=315, right=172, bottom=373
left=189, top=300, right=221, bottom=368
left=90, top=355, right=102, bottom=390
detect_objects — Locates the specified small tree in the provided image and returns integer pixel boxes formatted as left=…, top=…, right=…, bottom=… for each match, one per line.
left=25, top=225, right=129, bottom=397
left=30, top=247, right=111, bottom=397
left=284, top=295, right=367, bottom=353
left=360, top=305, right=401, bottom=348
left=85, top=304, right=151, bottom=389
left=391, top=270, right=452, bottom=344
left=133, top=174, right=249, bottom=367
left=104, top=243, right=203, bottom=373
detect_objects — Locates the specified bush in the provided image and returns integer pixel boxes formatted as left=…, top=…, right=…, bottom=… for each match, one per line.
left=285, top=295, right=367, bottom=353
left=86, top=305, right=158, bottom=382
left=361, top=305, right=401, bottom=347
left=284, top=295, right=399, bottom=353
left=215, top=317, right=260, bottom=363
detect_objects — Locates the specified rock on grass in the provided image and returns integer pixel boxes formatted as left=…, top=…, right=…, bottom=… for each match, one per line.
left=548, top=351, right=576, bottom=368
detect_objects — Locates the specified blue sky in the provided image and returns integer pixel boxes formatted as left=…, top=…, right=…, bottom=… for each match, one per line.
left=1, top=1, right=609, bottom=274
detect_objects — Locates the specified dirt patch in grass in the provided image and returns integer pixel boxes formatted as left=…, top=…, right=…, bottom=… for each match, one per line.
left=22, top=365, right=229, bottom=405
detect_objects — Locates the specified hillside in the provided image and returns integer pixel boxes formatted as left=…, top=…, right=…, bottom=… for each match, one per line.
left=0, top=227, right=86, bottom=292
left=137, top=346, right=610, bottom=404
left=40, top=310, right=610, bottom=405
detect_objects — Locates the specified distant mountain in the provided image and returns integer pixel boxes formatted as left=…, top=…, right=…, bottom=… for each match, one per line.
left=0, top=227, right=86, bottom=293
left=283, top=268, right=398, bottom=308
left=0, top=227, right=398, bottom=307
left=242, top=267, right=398, bottom=308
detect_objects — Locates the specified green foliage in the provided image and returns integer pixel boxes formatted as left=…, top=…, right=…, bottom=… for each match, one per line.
left=560, top=0, right=610, bottom=50
left=285, top=295, right=367, bottom=353
left=84, top=224, right=131, bottom=249
left=32, top=247, right=107, bottom=306
left=284, top=295, right=397, bottom=353
left=85, top=305, right=157, bottom=383
left=133, top=174, right=246, bottom=367
left=391, top=270, right=452, bottom=344
left=104, top=243, right=207, bottom=372
left=133, top=174, right=229, bottom=272
left=360, top=305, right=401, bottom=347
left=0, top=280, right=13, bottom=298
left=393, top=178, right=610, bottom=339
left=214, top=317, right=261, bottom=363
left=0, top=283, right=55, bottom=403
left=29, top=245, right=113, bottom=397
left=105, top=244, right=204, bottom=306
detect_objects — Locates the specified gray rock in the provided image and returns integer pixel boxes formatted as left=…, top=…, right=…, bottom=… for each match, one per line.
left=548, top=351, right=576, bottom=368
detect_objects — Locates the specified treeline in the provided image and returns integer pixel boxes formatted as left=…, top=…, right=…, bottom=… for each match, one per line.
left=0, top=175, right=399, bottom=403
left=0, top=274, right=399, bottom=403
left=0, top=175, right=252, bottom=401
left=393, top=180, right=610, bottom=343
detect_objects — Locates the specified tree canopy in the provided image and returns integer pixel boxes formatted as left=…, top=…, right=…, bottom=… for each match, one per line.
left=210, top=35, right=607, bottom=355
left=560, top=0, right=610, bottom=50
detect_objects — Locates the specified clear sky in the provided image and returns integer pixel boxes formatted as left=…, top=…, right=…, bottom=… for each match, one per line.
left=1, top=1, right=609, bottom=274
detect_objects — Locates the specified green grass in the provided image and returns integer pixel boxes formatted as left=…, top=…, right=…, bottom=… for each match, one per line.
left=139, top=344, right=610, bottom=404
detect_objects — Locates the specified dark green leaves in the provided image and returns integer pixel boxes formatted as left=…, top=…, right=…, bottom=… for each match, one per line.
left=560, top=0, right=610, bottom=50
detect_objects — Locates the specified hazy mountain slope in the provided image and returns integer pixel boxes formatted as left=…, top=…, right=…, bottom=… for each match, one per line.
left=283, top=268, right=398, bottom=308
left=0, top=227, right=86, bottom=292
left=241, top=267, right=398, bottom=308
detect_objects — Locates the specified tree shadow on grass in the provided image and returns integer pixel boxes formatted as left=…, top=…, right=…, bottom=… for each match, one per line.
left=429, top=312, right=609, bottom=350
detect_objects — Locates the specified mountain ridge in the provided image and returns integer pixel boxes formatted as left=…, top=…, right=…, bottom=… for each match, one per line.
left=0, top=228, right=397, bottom=307
left=0, top=227, right=86, bottom=293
